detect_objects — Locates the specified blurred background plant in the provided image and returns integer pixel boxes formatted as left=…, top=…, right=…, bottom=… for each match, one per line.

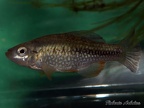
left=11, top=0, right=144, bottom=47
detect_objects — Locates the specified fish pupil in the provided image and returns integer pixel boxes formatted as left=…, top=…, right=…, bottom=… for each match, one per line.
left=20, top=49, right=25, bottom=53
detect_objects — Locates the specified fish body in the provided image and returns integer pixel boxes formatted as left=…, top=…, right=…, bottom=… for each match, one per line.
left=5, top=31, right=141, bottom=79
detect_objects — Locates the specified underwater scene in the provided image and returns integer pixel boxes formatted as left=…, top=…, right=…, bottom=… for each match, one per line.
left=0, top=0, right=144, bottom=108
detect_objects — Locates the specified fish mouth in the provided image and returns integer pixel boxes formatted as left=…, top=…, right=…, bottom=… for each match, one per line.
left=5, top=49, right=12, bottom=59
left=5, top=48, right=29, bottom=66
left=5, top=50, right=10, bottom=58
left=5, top=49, right=18, bottom=62
left=5, top=48, right=16, bottom=62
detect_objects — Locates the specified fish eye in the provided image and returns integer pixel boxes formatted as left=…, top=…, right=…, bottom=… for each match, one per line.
left=17, top=47, right=27, bottom=56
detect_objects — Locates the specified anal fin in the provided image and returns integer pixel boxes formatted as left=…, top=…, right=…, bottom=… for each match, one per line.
left=78, top=61, right=105, bottom=78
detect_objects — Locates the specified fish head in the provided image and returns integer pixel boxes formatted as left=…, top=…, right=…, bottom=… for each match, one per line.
left=5, top=42, right=34, bottom=67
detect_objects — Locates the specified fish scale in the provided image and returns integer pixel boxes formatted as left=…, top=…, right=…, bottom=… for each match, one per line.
left=39, top=39, right=123, bottom=71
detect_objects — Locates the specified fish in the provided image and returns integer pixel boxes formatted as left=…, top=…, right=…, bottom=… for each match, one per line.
left=5, top=31, right=141, bottom=79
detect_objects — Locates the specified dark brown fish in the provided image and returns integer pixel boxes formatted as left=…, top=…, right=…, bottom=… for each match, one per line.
left=5, top=31, right=141, bottom=79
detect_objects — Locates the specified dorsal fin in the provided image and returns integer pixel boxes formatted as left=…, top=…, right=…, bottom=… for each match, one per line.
left=67, top=30, right=105, bottom=43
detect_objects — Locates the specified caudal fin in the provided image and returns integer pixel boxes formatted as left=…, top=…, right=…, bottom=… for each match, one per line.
left=119, top=29, right=142, bottom=72
left=120, top=45, right=141, bottom=72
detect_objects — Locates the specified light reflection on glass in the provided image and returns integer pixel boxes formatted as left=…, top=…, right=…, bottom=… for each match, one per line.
left=84, top=84, right=109, bottom=88
left=95, top=94, right=110, bottom=98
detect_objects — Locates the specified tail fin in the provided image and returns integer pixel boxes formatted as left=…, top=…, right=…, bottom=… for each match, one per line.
left=119, top=30, right=142, bottom=72
left=120, top=45, right=141, bottom=72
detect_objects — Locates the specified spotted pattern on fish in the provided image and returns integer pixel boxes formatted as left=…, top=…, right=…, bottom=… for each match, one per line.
left=30, top=34, right=123, bottom=71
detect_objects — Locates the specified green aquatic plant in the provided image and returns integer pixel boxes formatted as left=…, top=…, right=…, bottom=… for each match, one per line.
left=11, top=0, right=144, bottom=46
left=11, top=0, right=143, bottom=12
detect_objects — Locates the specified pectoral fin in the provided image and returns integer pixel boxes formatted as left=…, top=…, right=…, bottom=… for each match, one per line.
left=42, top=65, right=55, bottom=80
left=78, top=61, right=105, bottom=78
